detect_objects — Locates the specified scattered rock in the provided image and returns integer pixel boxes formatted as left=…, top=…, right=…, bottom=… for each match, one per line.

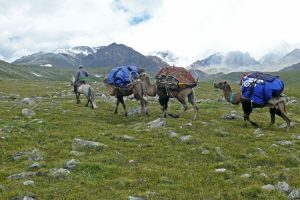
left=279, top=122, right=294, bottom=129
left=65, top=159, right=77, bottom=170
left=51, top=168, right=70, bottom=178
left=288, top=189, right=300, bottom=200
left=23, top=180, right=34, bottom=186
left=215, top=147, right=226, bottom=160
left=8, top=172, right=35, bottom=179
left=259, top=173, right=268, bottom=178
left=254, top=128, right=262, bottom=135
left=222, top=111, right=242, bottom=120
left=29, top=149, right=43, bottom=161
left=120, top=135, right=136, bottom=141
left=256, top=147, right=267, bottom=156
left=275, top=181, right=291, bottom=194
left=21, top=108, right=36, bottom=118
left=202, top=149, right=210, bottom=155
left=271, top=144, right=279, bottom=148
left=72, top=138, right=106, bottom=151
left=129, top=196, right=144, bottom=200
left=127, top=108, right=140, bottom=116
left=20, top=98, right=35, bottom=105
left=215, top=168, right=226, bottom=173
left=29, top=162, right=40, bottom=169
left=13, top=151, right=29, bottom=161
left=168, top=130, right=178, bottom=138
left=182, top=122, right=192, bottom=127
left=291, top=135, right=300, bottom=140
left=147, top=118, right=166, bottom=128
left=240, top=173, right=251, bottom=178
left=262, top=184, right=275, bottom=191
left=278, top=140, right=293, bottom=146
left=179, top=135, right=193, bottom=144
left=23, top=196, right=35, bottom=200
left=70, top=151, right=85, bottom=157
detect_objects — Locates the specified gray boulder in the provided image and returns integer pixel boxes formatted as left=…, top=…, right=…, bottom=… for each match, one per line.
left=51, top=168, right=70, bottom=178
left=275, top=181, right=291, bottom=194
left=147, top=118, right=166, bottom=128
left=20, top=98, right=35, bottom=105
left=21, top=108, right=36, bottom=118
left=65, top=159, right=77, bottom=170
left=8, top=172, right=35, bottom=179
left=288, top=189, right=300, bottom=200
left=72, top=138, right=106, bottom=151
left=262, top=184, right=275, bottom=191
left=23, top=180, right=34, bottom=186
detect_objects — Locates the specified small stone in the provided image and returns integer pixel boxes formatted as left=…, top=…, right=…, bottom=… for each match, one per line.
left=291, top=135, right=300, bottom=140
left=70, top=151, right=85, bottom=157
left=20, top=98, right=35, bottom=105
left=8, top=172, right=35, bottom=179
left=23, top=196, right=35, bottom=200
left=29, top=149, right=43, bottom=161
left=129, top=196, right=144, bottom=200
left=286, top=99, right=297, bottom=105
left=288, top=189, right=300, bottom=200
left=222, top=111, right=242, bottom=120
left=121, top=135, right=135, bottom=141
left=202, top=149, right=210, bottom=155
left=128, top=160, right=136, bottom=165
left=278, top=140, right=293, bottom=146
left=72, top=138, right=106, bottom=151
left=183, top=122, right=192, bottom=127
left=254, top=128, right=262, bottom=135
left=21, top=108, right=36, bottom=118
left=215, top=147, right=226, bottom=160
left=179, top=135, right=192, bottom=143
left=240, top=173, right=251, bottom=178
left=147, top=118, right=166, bottom=128
left=168, top=130, right=178, bottom=138
left=65, top=159, right=77, bottom=170
left=271, top=144, right=279, bottom=148
left=259, top=173, right=268, bottom=178
left=256, top=148, right=267, bottom=156
left=215, top=168, right=226, bottom=173
left=262, top=184, right=275, bottom=191
left=23, top=180, right=34, bottom=186
left=51, top=168, right=70, bottom=178
left=275, top=181, right=291, bottom=194
left=29, top=162, right=40, bottom=169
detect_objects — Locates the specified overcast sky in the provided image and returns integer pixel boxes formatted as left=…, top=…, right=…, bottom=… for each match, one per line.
left=1, top=0, right=300, bottom=63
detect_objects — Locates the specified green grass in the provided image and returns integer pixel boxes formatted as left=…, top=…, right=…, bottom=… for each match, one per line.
left=0, top=80, right=299, bottom=199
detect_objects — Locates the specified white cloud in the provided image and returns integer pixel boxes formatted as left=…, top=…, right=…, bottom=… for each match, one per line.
left=1, top=0, right=300, bottom=64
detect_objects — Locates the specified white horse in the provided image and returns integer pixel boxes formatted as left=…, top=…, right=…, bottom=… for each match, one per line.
left=71, top=76, right=97, bottom=109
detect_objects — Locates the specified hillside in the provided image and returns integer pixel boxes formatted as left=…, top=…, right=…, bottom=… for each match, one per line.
left=280, top=62, right=300, bottom=72
left=13, top=43, right=167, bottom=73
left=0, top=60, right=71, bottom=81
left=0, top=80, right=299, bottom=199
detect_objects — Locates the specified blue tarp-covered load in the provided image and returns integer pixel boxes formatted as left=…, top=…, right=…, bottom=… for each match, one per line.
left=241, top=72, right=284, bottom=106
left=107, top=65, right=139, bottom=87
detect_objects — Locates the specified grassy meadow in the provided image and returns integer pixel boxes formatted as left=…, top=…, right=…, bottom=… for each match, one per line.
left=0, top=78, right=299, bottom=199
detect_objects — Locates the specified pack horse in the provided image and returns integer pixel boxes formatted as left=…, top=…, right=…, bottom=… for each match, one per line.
left=71, top=76, right=97, bottom=109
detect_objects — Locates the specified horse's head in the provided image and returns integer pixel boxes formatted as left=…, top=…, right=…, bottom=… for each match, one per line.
left=213, top=81, right=228, bottom=90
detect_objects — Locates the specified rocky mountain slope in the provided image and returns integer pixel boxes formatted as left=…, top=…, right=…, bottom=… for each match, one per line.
left=13, top=43, right=168, bottom=73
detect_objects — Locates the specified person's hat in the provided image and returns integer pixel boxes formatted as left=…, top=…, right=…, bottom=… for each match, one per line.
left=79, top=65, right=84, bottom=69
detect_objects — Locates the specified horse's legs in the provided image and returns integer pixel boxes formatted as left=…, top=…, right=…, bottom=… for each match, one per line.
left=76, top=93, right=81, bottom=104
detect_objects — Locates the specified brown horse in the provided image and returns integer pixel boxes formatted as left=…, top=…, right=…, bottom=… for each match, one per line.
left=103, top=77, right=149, bottom=116
left=214, top=81, right=291, bottom=131
left=140, top=72, right=199, bottom=118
